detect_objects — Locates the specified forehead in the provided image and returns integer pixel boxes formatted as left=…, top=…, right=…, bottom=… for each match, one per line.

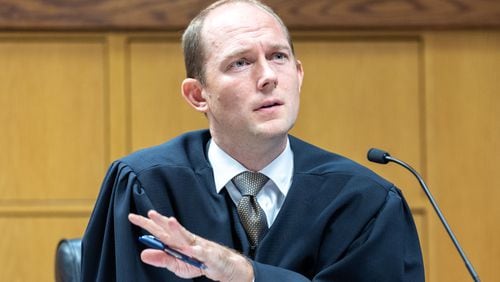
left=201, top=3, right=289, bottom=54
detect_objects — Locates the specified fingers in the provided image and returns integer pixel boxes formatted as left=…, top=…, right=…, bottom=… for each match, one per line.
left=141, top=249, right=204, bottom=278
left=128, top=212, right=164, bottom=236
left=148, top=211, right=197, bottom=250
left=128, top=210, right=254, bottom=281
left=128, top=211, right=205, bottom=278
left=128, top=211, right=199, bottom=255
left=140, top=249, right=172, bottom=268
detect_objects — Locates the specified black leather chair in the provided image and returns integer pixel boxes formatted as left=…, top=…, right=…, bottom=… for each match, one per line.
left=55, top=238, right=82, bottom=282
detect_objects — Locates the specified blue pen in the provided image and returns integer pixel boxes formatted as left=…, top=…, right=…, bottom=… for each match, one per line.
left=138, top=235, right=207, bottom=270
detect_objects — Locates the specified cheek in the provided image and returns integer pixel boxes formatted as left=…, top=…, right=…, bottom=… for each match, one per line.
left=283, top=79, right=301, bottom=114
left=207, top=88, right=241, bottom=115
left=289, top=94, right=300, bottom=115
left=215, top=82, right=248, bottom=107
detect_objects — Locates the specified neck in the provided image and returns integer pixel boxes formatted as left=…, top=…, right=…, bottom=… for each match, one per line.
left=213, top=134, right=288, bottom=171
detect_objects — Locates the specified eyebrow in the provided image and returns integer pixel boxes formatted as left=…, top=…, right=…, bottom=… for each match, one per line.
left=223, top=43, right=292, bottom=60
left=224, top=48, right=251, bottom=60
left=268, top=43, right=292, bottom=53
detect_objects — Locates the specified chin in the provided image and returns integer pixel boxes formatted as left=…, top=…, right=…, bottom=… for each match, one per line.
left=253, top=121, right=294, bottom=139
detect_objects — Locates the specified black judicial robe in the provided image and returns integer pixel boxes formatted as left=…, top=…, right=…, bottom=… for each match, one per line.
left=82, top=130, right=424, bottom=282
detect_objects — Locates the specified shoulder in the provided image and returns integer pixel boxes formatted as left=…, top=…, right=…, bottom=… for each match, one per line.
left=289, top=135, right=393, bottom=191
left=117, top=129, right=211, bottom=174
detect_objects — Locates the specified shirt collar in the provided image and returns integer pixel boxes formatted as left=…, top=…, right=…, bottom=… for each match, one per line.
left=208, top=138, right=293, bottom=197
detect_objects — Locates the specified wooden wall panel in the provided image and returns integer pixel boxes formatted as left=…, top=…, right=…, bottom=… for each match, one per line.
left=0, top=215, right=89, bottom=281
left=0, top=37, right=107, bottom=200
left=128, top=36, right=206, bottom=151
left=0, top=36, right=107, bottom=281
left=107, top=35, right=130, bottom=160
left=425, top=31, right=500, bottom=282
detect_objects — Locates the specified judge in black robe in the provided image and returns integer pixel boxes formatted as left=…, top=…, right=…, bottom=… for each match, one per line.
left=81, top=130, right=424, bottom=281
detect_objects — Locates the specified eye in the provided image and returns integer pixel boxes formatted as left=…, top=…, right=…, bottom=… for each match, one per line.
left=271, top=52, right=288, bottom=63
left=228, top=58, right=250, bottom=70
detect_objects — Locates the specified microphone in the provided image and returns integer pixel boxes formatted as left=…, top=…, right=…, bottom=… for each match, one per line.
left=367, top=148, right=480, bottom=282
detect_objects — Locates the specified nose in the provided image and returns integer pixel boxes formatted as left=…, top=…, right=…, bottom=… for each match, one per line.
left=256, top=59, right=278, bottom=92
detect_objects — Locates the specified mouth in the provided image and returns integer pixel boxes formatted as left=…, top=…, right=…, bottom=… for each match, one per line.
left=255, top=100, right=283, bottom=111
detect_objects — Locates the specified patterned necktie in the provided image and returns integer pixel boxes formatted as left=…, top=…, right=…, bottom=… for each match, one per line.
left=232, top=171, right=269, bottom=247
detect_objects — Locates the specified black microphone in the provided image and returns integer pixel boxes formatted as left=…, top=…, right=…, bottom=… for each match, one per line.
left=367, top=148, right=480, bottom=282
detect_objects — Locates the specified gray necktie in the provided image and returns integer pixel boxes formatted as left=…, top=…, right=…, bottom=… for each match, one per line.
left=232, top=171, right=269, bottom=247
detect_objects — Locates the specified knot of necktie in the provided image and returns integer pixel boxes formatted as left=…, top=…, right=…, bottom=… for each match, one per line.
left=232, top=171, right=269, bottom=196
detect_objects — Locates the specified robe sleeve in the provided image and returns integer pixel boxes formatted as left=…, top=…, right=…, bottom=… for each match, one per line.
left=252, top=188, right=424, bottom=282
left=81, top=161, right=172, bottom=281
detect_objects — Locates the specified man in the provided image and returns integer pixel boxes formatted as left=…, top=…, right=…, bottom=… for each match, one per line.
left=81, top=0, right=425, bottom=281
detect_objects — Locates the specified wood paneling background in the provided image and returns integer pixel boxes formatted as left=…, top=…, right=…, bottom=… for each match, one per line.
left=424, top=31, right=500, bottom=281
left=0, top=1, right=498, bottom=281
left=1, top=30, right=498, bottom=282
left=0, top=35, right=107, bottom=281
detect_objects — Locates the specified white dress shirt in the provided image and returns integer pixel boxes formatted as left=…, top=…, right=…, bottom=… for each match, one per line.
left=207, top=138, right=294, bottom=227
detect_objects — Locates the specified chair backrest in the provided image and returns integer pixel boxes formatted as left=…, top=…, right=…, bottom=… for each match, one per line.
left=55, top=238, right=82, bottom=282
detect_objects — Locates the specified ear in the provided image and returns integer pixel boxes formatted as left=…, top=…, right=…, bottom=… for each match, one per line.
left=295, top=59, right=304, bottom=91
left=181, top=78, right=208, bottom=113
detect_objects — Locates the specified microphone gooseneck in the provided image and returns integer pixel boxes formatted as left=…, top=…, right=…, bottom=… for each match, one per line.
left=367, top=148, right=480, bottom=282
